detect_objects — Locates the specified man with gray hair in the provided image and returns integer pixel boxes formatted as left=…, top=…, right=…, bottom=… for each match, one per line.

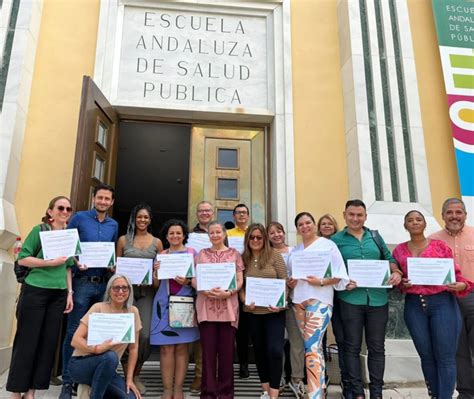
left=430, top=198, right=474, bottom=399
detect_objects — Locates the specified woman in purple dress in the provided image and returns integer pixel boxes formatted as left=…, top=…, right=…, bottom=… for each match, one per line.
left=150, top=219, right=199, bottom=399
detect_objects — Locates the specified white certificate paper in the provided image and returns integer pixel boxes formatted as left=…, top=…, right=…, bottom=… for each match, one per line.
left=156, top=253, right=195, bottom=280
left=228, top=237, right=244, bottom=254
left=187, top=233, right=212, bottom=253
left=245, top=277, right=286, bottom=307
left=197, top=262, right=237, bottom=291
left=39, top=228, right=81, bottom=260
left=407, top=257, right=455, bottom=285
left=79, top=242, right=116, bottom=268
left=291, top=251, right=333, bottom=279
left=87, top=313, right=135, bottom=345
left=348, top=260, right=392, bottom=288
left=116, top=257, right=153, bottom=285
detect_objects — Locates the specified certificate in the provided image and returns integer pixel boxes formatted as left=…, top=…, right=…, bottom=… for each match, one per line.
left=87, top=313, right=135, bottom=345
left=187, top=233, right=212, bottom=252
left=291, top=251, right=333, bottom=279
left=245, top=277, right=286, bottom=307
left=156, top=253, right=195, bottom=280
left=39, top=228, right=81, bottom=260
left=197, top=262, right=237, bottom=291
left=116, top=257, right=153, bottom=285
left=407, top=257, right=455, bottom=285
left=79, top=242, right=116, bottom=268
left=228, top=237, right=244, bottom=254
left=348, top=260, right=392, bottom=288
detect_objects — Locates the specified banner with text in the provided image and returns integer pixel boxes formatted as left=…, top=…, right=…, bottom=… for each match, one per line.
left=432, top=0, right=474, bottom=218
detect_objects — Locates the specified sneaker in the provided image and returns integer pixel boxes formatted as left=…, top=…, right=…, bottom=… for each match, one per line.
left=260, top=392, right=270, bottom=399
left=239, top=364, right=249, bottom=379
left=279, top=376, right=287, bottom=393
left=133, top=376, right=146, bottom=395
left=58, top=384, right=73, bottom=399
left=288, top=379, right=307, bottom=398
left=190, top=377, right=201, bottom=394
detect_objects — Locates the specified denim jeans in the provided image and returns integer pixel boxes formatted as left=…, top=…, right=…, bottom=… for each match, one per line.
left=456, top=291, right=474, bottom=399
left=69, top=351, right=136, bottom=399
left=62, top=278, right=107, bottom=385
left=339, top=301, right=388, bottom=398
left=404, top=292, right=461, bottom=399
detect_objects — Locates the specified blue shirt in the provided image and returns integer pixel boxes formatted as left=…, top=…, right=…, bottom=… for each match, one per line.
left=68, top=209, right=118, bottom=277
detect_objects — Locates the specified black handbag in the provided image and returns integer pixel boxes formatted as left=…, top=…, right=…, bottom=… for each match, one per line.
left=14, top=223, right=49, bottom=283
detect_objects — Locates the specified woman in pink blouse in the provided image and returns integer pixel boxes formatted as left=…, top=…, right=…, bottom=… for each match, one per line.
left=393, top=210, right=473, bottom=399
left=191, top=221, right=244, bottom=399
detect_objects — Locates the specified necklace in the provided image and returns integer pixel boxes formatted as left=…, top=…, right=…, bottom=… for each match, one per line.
left=252, top=256, right=259, bottom=267
left=410, top=238, right=429, bottom=249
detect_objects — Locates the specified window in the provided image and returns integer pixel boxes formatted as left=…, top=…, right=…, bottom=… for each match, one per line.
left=217, top=148, right=238, bottom=169
left=217, top=178, right=238, bottom=199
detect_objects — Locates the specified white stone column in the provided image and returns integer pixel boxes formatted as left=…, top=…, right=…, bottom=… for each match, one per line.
left=0, top=0, right=43, bottom=373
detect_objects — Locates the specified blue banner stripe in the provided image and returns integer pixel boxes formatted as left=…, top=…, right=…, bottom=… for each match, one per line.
left=455, top=148, right=474, bottom=196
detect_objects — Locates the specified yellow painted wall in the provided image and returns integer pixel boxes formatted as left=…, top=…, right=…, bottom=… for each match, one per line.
left=15, top=0, right=460, bottom=236
left=291, top=0, right=349, bottom=228
left=407, top=0, right=461, bottom=222
left=15, top=0, right=100, bottom=237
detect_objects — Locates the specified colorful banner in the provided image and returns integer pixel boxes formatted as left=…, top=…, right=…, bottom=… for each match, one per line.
left=432, top=0, right=474, bottom=220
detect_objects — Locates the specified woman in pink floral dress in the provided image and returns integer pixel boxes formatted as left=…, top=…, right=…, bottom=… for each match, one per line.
left=192, top=221, right=244, bottom=399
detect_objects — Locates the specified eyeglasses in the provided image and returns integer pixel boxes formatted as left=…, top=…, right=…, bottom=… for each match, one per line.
left=112, top=285, right=130, bottom=293
left=56, top=206, right=73, bottom=213
left=234, top=211, right=248, bottom=215
left=197, top=209, right=213, bottom=214
left=249, top=235, right=263, bottom=241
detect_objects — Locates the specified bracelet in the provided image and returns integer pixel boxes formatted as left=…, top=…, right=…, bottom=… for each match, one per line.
left=68, top=290, right=74, bottom=295
left=320, top=278, right=324, bottom=287
left=391, top=269, right=403, bottom=276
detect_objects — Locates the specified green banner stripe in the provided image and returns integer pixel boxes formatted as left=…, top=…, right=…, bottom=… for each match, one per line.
left=450, top=54, right=474, bottom=69
left=453, top=74, right=474, bottom=88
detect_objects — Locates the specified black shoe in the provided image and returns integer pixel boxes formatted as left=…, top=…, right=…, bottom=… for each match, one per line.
left=58, top=384, right=72, bottom=399
left=72, top=383, right=78, bottom=397
left=239, top=364, right=249, bottom=379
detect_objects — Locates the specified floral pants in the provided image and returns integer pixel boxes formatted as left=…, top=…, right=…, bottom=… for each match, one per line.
left=293, top=299, right=332, bottom=399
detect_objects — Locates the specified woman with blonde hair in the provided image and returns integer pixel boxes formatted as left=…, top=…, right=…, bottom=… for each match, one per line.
left=68, top=274, right=142, bottom=399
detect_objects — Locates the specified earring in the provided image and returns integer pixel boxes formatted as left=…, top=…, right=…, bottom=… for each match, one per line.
left=49, top=217, right=54, bottom=223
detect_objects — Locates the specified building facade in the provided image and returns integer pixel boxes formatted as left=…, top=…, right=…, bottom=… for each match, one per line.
left=0, top=0, right=471, bottom=382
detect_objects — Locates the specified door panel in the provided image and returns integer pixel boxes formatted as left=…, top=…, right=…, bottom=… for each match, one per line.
left=70, top=76, right=119, bottom=212
left=189, top=126, right=265, bottom=227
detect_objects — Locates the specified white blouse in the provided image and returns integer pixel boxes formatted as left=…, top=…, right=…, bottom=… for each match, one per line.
left=288, top=237, right=349, bottom=306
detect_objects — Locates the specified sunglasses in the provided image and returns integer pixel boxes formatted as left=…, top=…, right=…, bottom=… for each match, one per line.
left=249, top=235, right=263, bottom=241
left=56, top=205, right=73, bottom=213
left=234, top=211, right=248, bottom=215
left=112, top=285, right=130, bottom=293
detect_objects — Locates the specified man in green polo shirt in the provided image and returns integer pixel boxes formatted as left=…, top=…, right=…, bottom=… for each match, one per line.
left=331, top=199, right=402, bottom=399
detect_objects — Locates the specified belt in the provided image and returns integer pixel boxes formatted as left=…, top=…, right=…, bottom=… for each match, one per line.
left=73, top=275, right=106, bottom=283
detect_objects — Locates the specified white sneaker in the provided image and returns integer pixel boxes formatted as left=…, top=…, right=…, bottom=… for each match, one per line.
left=260, top=392, right=270, bottom=399
left=288, top=379, right=307, bottom=398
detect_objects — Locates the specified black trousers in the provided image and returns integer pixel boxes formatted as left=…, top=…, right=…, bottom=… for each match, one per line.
left=236, top=302, right=249, bottom=365
left=247, top=311, right=286, bottom=390
left=7, top=283, right=67, bottom=393
left=339, top=301, right=388, bottom=397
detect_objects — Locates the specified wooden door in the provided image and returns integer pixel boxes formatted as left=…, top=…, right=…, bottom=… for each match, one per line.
left=70, top=76, right=119, bottom=212
left=188, top=126, right=266, bottom=227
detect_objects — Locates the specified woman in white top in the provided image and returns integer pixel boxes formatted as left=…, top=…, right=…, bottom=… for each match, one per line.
left=288, top=212, right=349, bottom=399
left=267, top=222, right=306, bottom=398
